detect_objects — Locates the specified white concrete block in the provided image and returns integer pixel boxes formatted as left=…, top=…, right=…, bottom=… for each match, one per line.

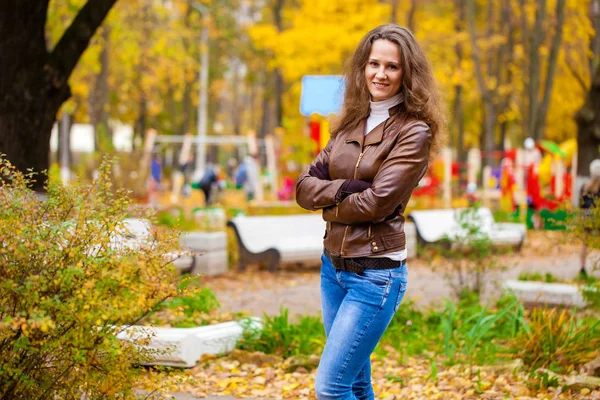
left=193, top=250, right=228, bottom=276
left=404, top=222, right=417, bottom=260
left=193, top=320, right=255, bottom=356
left=171, top=255, right=195, bottom=272
left=504, top=280, right=586, bottom=308
left=117, top=318, right=261, bottom=368
left=180, top=231, right=227, bottom=252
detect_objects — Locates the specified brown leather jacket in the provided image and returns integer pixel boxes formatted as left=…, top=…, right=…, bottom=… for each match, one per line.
left=296, top=108, right=432, bottom=258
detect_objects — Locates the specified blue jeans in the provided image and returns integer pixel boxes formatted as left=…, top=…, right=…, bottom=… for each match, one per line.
left=315, top=252, right=408, bottom=400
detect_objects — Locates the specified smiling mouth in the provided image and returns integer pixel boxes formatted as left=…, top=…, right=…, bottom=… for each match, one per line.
left=373, top=82, right=389, bottom=89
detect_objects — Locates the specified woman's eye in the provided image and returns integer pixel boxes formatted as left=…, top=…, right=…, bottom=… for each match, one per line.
left=370, top=62, right=378, bottom=67
left=389, top=65, right=398, bottom=70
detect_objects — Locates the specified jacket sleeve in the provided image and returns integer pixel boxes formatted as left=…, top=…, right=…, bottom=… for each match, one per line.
left=322, top=124, right=431, bottom=224
left=295, top=138, right=346, bottom=211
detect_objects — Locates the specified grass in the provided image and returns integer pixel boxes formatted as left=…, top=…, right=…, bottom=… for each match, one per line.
left=237, top=295, right=599, bottom=374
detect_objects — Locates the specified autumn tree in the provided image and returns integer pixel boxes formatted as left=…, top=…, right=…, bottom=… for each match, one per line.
left=524, top=0, right=566, bottom=141
left=0, top=0, right=118, bottom=190
left=576, top=0, right=600, bottom=176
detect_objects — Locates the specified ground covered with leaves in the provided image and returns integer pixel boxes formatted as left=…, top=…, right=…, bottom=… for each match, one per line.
left=137, top=349, right=600, bottom=399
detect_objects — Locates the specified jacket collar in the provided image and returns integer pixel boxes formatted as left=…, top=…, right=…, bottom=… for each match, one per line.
left=344, top=120, right=365, bottom=147
left=344, top=110, right=401, bottom=147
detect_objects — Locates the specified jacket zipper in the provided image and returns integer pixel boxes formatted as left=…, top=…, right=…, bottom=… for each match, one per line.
left=340, top=150, right=365, bottom=255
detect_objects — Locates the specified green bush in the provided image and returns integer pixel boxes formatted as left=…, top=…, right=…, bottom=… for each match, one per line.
left=0, top=157, right=180, bottom=399
left=143, top=277, right=229, bottom=328
left=518, top=271, right=560, bottom=283
left=237, top=307, right=325, bottom=358
left=567, top=203, right=600, bottom=308
left=431, top=206, right=510, bottom=300
left=382, top=294, right=526, bottom=367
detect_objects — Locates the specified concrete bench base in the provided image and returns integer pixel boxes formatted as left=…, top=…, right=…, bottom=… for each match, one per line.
left=193, top=250, right=228, bottom=276
left=117, top=318, right=261, bottom=368
left=504, top=280, right=586, bottom=308
left=180, top=231, right=228, bottom=276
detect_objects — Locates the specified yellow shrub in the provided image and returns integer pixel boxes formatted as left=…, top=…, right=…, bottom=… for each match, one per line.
left=0, top=157, right=179, bottom=399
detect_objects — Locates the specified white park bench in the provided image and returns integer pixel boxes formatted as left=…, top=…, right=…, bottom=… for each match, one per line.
left=227, top=214, right=326, bottom=271
left=407, top=207, right=526, bottom=252
left=227, top=214, right=418, bottom=271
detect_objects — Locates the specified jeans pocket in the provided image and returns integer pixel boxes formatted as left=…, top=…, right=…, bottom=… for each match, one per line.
left=392, top=265, right=408, bottom=312
left=359, top=268, right=391, bottom=287
left=393, top=281, right=408, bottom=312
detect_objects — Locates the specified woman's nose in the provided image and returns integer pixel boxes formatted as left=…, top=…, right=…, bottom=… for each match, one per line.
left=375, top=67, right=386, bottom=80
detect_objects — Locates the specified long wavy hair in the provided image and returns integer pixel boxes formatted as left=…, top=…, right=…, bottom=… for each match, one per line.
left=332, top=24, right=447, bottom=159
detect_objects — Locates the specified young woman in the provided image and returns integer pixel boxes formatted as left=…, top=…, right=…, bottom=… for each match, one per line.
left=579, top=159, right=600, bottom=276
left=296, top=24, right=446, bottom=399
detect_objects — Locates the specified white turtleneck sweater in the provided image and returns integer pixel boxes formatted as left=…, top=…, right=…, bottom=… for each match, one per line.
left=366, top=93, right=406, bottom=262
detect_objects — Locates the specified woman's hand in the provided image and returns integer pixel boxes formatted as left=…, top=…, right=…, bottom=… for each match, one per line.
left=337, top=179, right=371, bottom=202
left=309, top=161, right=330, bottom=180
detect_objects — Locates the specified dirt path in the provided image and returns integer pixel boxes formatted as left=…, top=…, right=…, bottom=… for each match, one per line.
left=203, top=231, right=598, bottom=318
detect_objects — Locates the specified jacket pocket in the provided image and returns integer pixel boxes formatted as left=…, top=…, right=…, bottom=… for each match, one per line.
left=382, top=232, right=406, bottom=250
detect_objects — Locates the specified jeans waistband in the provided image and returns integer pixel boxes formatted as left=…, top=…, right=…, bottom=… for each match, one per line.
left=324, top=248, right=405, bottom=273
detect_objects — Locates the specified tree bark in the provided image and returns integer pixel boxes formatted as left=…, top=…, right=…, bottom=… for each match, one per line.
left=533, top=0, right=565, bottom=140
left=590, top=0, right=600, bottom=75
left=57, top=111, right=73, bottom=166
left=390, top=0, right=398, bottom=24
left=259, top=70, right=271, bottom=140
left=453, top=0, right=465, bottom=163
left=466, top=0, right=497, bottom=165
left=0, top=0, right=118, bottom=190
left=576, top=65, right=600, bottom=176
left=272, top=0, right=284, bottom=128
left=528, top=0, right=546, bottom=140
left=407, top=0, right=417, bottom=33
left=91, top=27, right=111, bottom=151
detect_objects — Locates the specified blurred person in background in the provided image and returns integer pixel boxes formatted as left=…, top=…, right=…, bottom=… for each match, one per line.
left=579, top=159, right=600, bottom=277
left=197, top=163, right=219, bottom=206
left=236, top=153, right=259, bottom=201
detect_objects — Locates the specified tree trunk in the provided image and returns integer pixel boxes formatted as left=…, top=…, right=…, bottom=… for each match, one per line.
left=179, top=5, right=193, bottom=135
left=91, top=27, right=111, bottom=152
left=528, top=0, right=546, bottom=140
left=533, top=0, right=565, bottom=140
left=519, top=0, right=530, bottom=139
left=467, top=0, right=497, bottom=166
left=407, top=0, right=417, bottom=32
left=134, top=97, right=147, bottom=151
left=576, top=65, right=600, bottom=176
left=0, top=0, right=118, bottom=191
left=590, top=0, right=600, bottom=75
left=259, top=70, right=271, bottom=140
left=390, top=0, right=398, bottom=24
left=57, top=111, right=73, bottom=166
left=453, top=0, right=465, bottom=163
left=272, top=0, right=284, bottom=128
left=231, top=60, right=242, bottom=135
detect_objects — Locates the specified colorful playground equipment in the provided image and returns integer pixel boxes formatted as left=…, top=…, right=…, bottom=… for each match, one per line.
left=410, top=138, right=579, bottom=229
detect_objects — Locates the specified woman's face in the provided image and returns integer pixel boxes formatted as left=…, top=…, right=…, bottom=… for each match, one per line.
left=364, top=39, right=403, bottom=102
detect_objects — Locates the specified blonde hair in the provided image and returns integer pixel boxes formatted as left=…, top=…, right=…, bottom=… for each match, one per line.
left=331, top=24, right=447, bottom=160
